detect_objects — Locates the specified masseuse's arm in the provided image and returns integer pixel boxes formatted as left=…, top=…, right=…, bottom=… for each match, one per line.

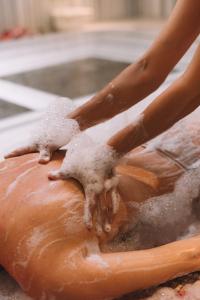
left=49, top=43, right=200, bottom=234
left=69, top=0, right=200, bottom=130
left=5, top=0, right=200, bottom=163
left=108, top=44, right=200, bottom=156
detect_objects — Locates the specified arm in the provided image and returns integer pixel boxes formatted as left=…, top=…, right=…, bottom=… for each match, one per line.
left=49, top=43, right=200, bottom=231
left=6, top=0, right=200, bottom=162
left=69, top=0, right=200, bottom=130
left=89, top=237, right=200, bottom=300
left=108, top=44, right=200, bottom=155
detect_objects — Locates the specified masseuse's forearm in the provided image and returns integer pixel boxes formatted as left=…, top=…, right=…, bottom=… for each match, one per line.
left=108, top=43, right=200, bottom=156
left=107, top=82, right=199, bottom=155
left=69, top=0, right=200, bottom=130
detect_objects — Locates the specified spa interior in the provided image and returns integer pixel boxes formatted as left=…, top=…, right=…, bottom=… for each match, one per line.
left=1, top=0, right=200, bottom=299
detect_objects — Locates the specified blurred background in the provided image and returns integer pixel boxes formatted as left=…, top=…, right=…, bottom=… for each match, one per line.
left=0, top=0, right=176, bottom=36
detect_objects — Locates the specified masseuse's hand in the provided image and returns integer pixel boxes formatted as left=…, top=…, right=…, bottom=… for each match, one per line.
left=5, top=98, right=80, bottom=164
left=48, top=133, right=121, bottom=235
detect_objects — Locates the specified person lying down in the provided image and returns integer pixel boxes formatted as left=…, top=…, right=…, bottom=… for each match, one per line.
left=1, top=109, right=200, bottom=300
left=5, top=0, right=200, bottom=233
left=2, top=1, right=200, bottom=298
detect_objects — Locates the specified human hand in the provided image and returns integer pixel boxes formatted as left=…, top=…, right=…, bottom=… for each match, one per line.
left=5, top=98, right=80, bottom=164
left=48, top=133, right=121, bottom=235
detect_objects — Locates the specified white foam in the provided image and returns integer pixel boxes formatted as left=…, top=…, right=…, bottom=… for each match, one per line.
left=87, top=254, right=109, bottom=269
left=117, top=165, right=200, bottom=250
left=106, top=93, right=114, bottom=103
left=146, top=110, right=200, bottom=169
left=60, top=133, right=118, bottom=192
left=146, top=280, right=200, bottom=300
left=105, top=109, right=200, bottom=251
left=26, top=227, right=47, bottom=250
left=30, top=97, right=80, bottom=149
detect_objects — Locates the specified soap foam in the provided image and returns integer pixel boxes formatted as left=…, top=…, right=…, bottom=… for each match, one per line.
left=60, top=133, right=118, bottom=191
left=86, top=254, right=109, bottom=269
left=31, top=97, right=80, bottom=149
left=105, top=110, right=200, bottom=252
left=146, top=110, right=200, bottom=169
left=136, top=166, right=200, bottom=247
left=107, top=165, right=200, bottom=252
left=145, top=280, right=200, bottom=300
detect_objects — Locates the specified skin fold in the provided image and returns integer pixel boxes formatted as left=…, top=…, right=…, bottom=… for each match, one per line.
left=1, top=112, right=200, bottom=300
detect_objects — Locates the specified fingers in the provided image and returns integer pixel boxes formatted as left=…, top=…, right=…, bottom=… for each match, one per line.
left=104, top=177, right=121, bottom=216
left=111, top=189, right=121, bottom=215
left=99, top=191, right=112, bottom=233
left=95, top=199, right=103, bottom=236
left=38, top=147, right=53, bottom=164
left=4, top=145, right=37, bottom=159
left=5, top=144, right=55, bottom=165
left=98, top=179, right=121, bottom=235
left=48, top=169, right=67, bottom=180
left=87, top=179, right=121, bottom=236
left=84, top=190, right=96, bottom=230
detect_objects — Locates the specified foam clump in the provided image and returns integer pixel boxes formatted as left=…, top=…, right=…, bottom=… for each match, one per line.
left=86, top=254, right=109, bottom=269
left=31, top=97, right=80, bottom=149
left=60, top=133, right=118, bottom=192
left=131, top=165, right=200, bottom=249
left=145, top=280, right=200, bottom=300
left=147, top=110, right=200, bottom=168
left=105, top=161, right=200, bottom=252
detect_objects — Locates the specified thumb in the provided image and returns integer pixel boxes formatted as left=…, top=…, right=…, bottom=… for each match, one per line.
left=38, top=147, right=52, bottom=164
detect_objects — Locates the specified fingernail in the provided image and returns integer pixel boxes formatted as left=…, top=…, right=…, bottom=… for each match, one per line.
left=95, top=224, right=103, bottom=236
left=104, top=224, right=111, bottom=233
left=48, top=172, right=56, bottom=180
left=39, top=158, right=49, bottom=164
left=86, top=222, right=93, bottom=230
left=97, top=228, right=102, bottom=236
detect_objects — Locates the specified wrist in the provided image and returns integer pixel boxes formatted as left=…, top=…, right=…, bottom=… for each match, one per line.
left=36, top=98, right=81, bottom=147
left=107, top=114, right=148, bottom=156
left=67, top=109, right=85, bottom=131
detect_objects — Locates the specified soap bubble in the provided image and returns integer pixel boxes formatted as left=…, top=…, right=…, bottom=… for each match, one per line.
left=32, top=97, right=80, bottom=149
